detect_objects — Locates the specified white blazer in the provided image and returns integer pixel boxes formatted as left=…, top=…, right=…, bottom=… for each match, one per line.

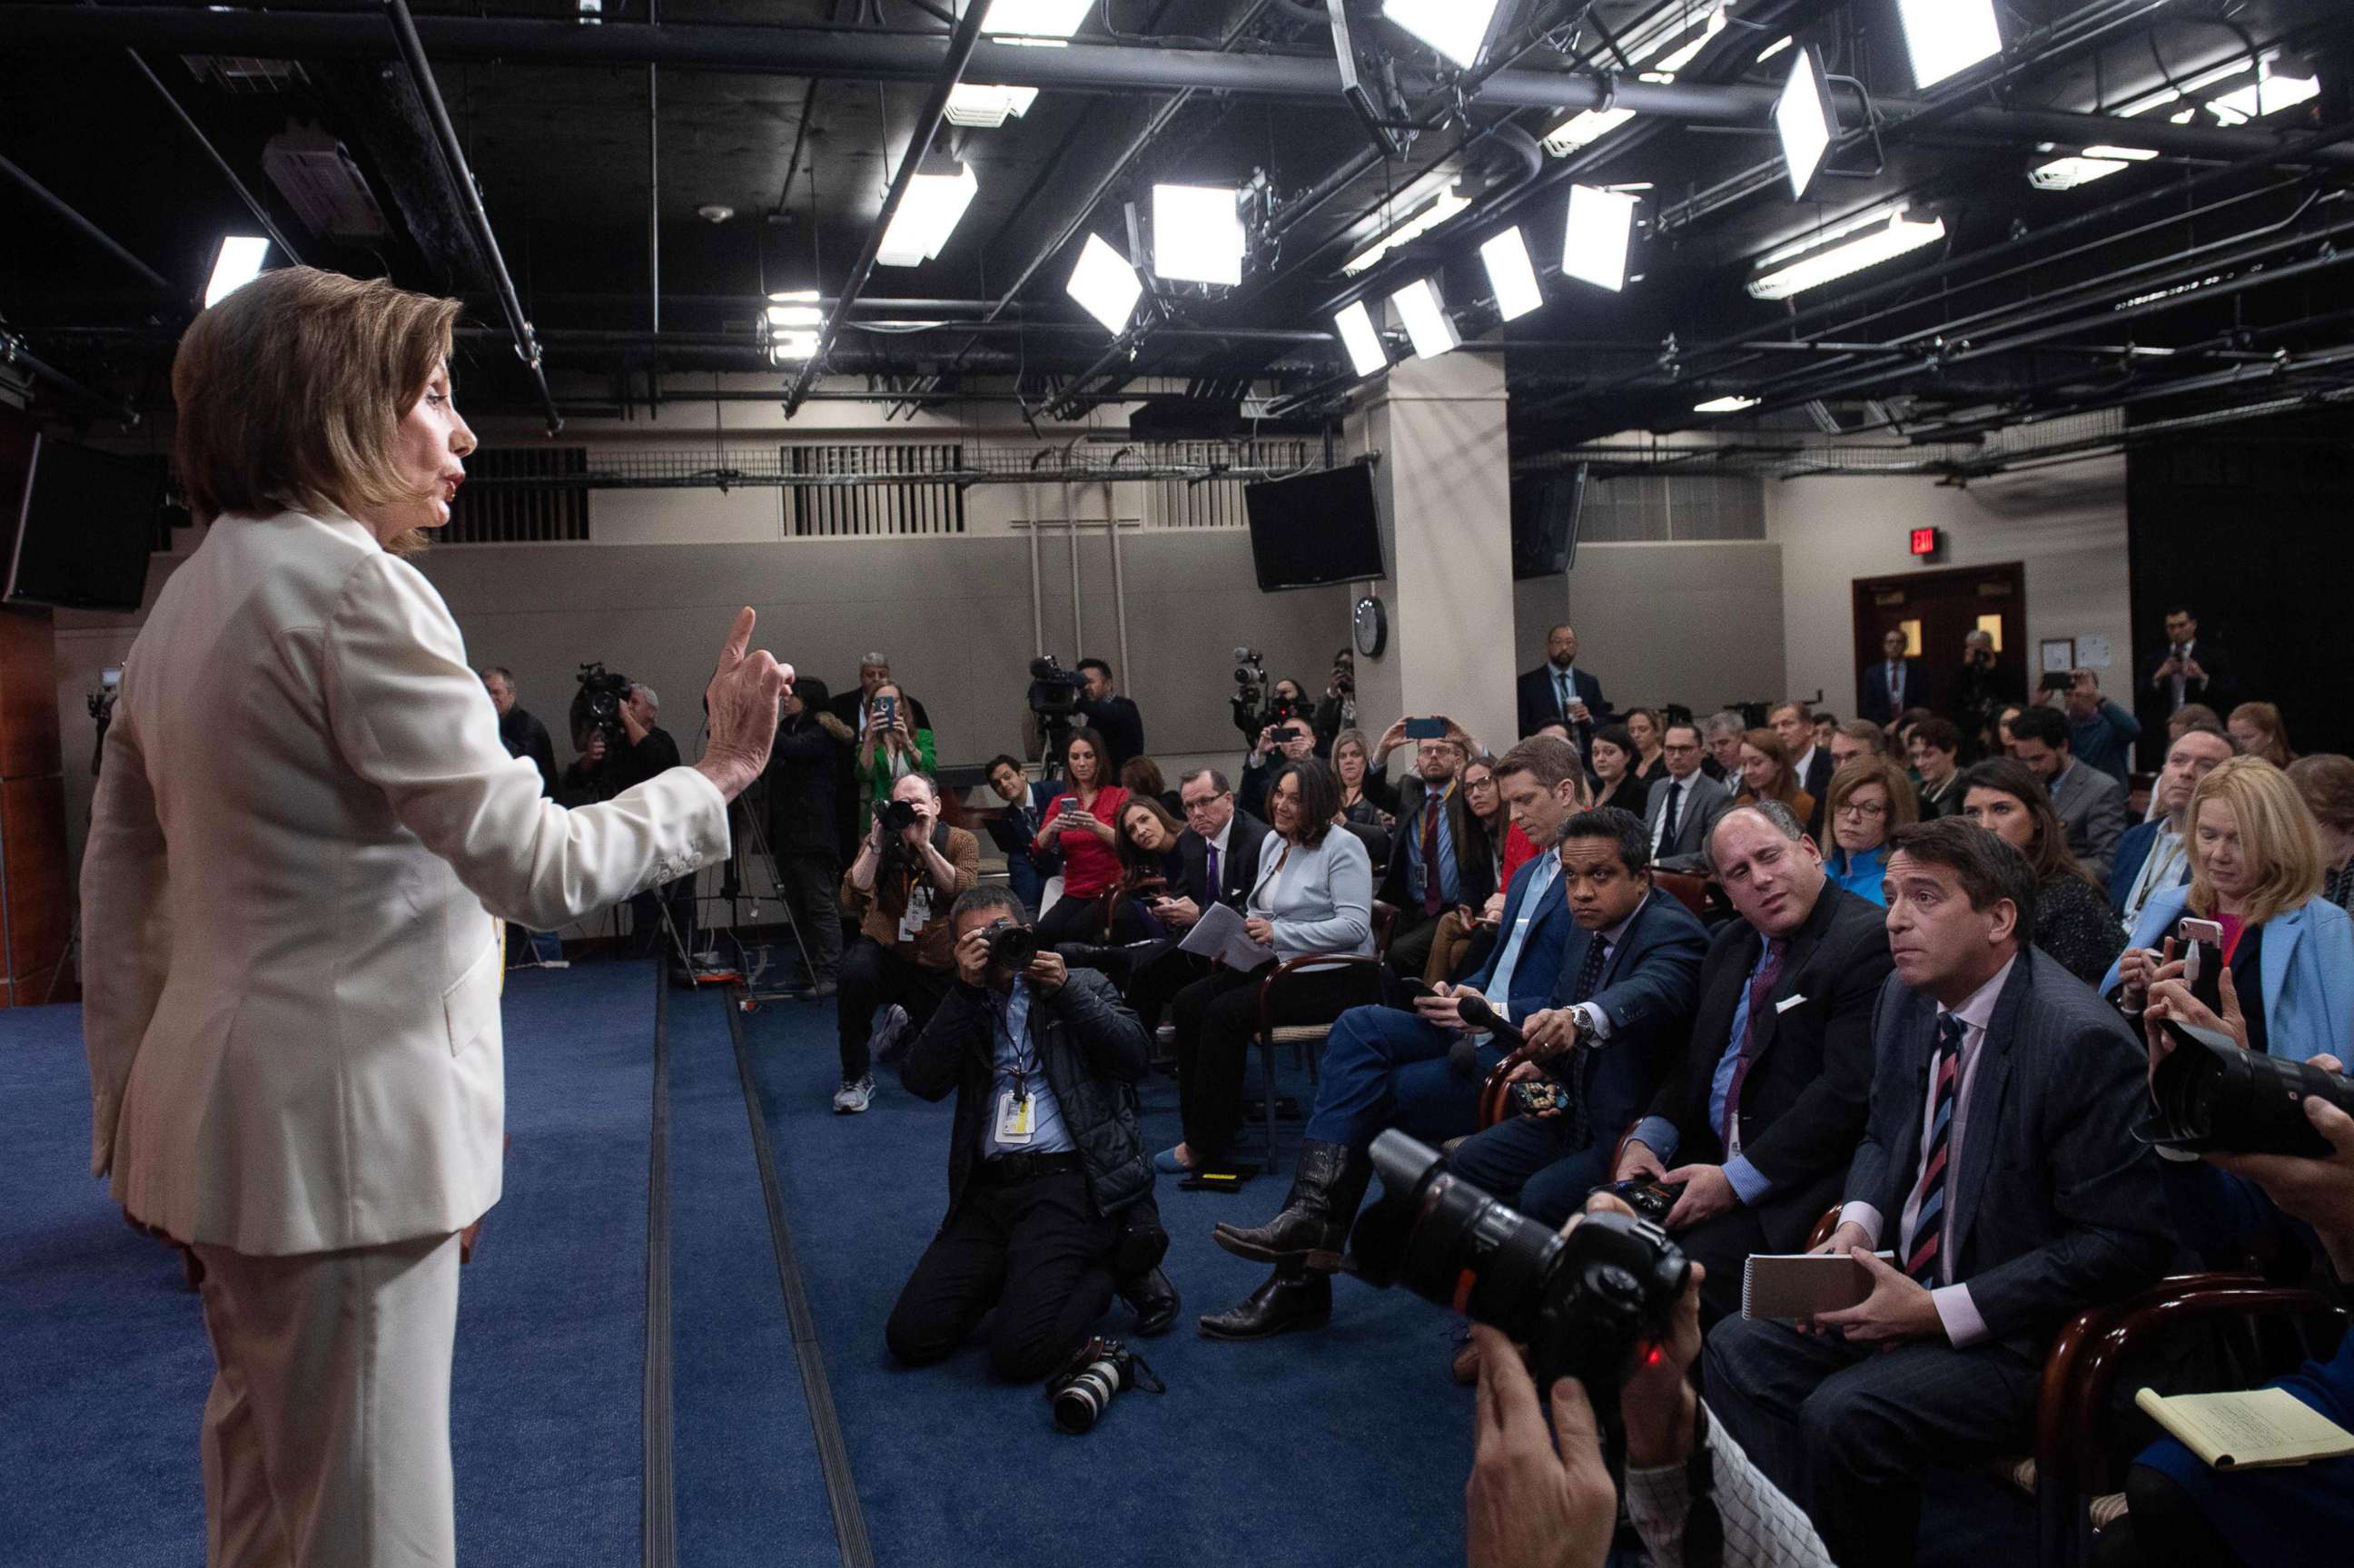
left=82, top=509, right=731, bottom=1255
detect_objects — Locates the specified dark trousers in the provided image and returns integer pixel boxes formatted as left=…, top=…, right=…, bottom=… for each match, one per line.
left=836, top=938, right=953, bottom=1080
left=772, top=852, right=844, bottom=984
left=1122, top=945, right=1203, bottom=1036
left=1034, top=889, right=1107, bottom=949
left=1171, top=962, right=1380, bottom=1163
left=884, top=1169, right=1120, bottom=1382
left=1303, top=1004, right=1504, bottom=1150
left=1703, top=1314, right=2040, bottom=1568
left=1672, top=1204, right=1774, bottom=1326
left=1385, top=907, right=1441, bottom=979
left=1444, top=1112, right=1611, bottom=1226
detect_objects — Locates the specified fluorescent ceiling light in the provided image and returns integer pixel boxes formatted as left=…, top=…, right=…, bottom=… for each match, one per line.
left=980, top=0, right=1090, bottom=39
left=1064, top=232, right=1143, bottom=334
left=1542, top=2, right=1724, bottom=155
left=1342, top=191, right=1468, bottom=274
left=1561, top=184, right=1637, bottom=292
left=1151, top=183, right=1244, bottom=286
left=1894, top=0, right=2001, bottom=90
left=944, top=84, right=1038, bottom=128
left=1389, top=278, right=1459, bottom=360
left=1774, top=47, right=1836, bottom=199
left=1748, top=212, right=1947, bottom=301
left=1479, top=227, right=1544, bottom=321
left=2028, top=145, right=2158, bottom=192
left=1334, top=301, right=1388, bottom=378
left=203, top=235, right=270, bottom=307
left=2208, top=64, right=2319, bottom=124
left=1645, top=6, right=1726, bottom=78
left=1542, top=107, right=1637, bottom=158
left=1694, top=396, right=1759, bottom=414
left=1756, top=202, right=1913, bottom=269
left=1380, top=0, right=1503, bottom=70
left=876, top=159, right=978, bottom=268
left=1756, top=35, right=1793, bottom=64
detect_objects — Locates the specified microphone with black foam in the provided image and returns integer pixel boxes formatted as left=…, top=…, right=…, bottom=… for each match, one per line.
left=1449, top=992, right=1526, bottom=1079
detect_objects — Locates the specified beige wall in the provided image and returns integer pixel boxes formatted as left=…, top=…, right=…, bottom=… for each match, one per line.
left=1513, top=540, right=1788, bottom=721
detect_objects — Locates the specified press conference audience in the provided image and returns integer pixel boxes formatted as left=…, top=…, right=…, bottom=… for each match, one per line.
left=1623, top=705, right=1667, bottom=787
left=836, top=772, right=979, bottom=1114
left=1909, top=716, right=1965, bottom=817
left=1859, top=626, right=1924, bottom=729
left=2112, top=725, right=2236, bottom=929
left=1119, top=754, right=1182, bottom=819
left=2228, top=700, right=2296, bottom=769
left=2107, top=755, right=2354, bottom=1066
left=1959, top=757, right=2129, bottom=986
left=1368, top=719, right=1493, bottom=980
left=2008, top=703, right=2129, bottom=881
left=1826, top=718, right=1885, bottom=772
left=1239, top=708, right=1316, bottom=820
left=2062, top=668, right=2141, bottom=789
left=2145, top=604, right=2234, bottom=718
left=984, top=753, right=1056, bottom=915
left=1735, top=727, right=1816, bottom=827
left=1769, top=701, right=1834, bottom=809
left=1818, top=754, right=1916, bottom=906
left=854, top=679, right=936, bottom=814
left=1107, top=796, right=1186, bottom=941
left=1587, top=723, right=1650, bottom=817
left=1701, top=708, right=1748, bottom=783
left=2287, top=754, right=2354, bottom=913
left=2166, top=700, right=2224, bottom=746
left=1953, top=626, right=2013, bottom=751
left=1421, top=752, right=1542, bottom=986
left=1517, top=622, right=1607, bottom=739
left=1031, top=728, right=1130, bottom=950
left=1162, top=758, right=1378, bottom=1176
left=1076, top=656, right=1146, bottom=772
left=482, top=666, right=558, bottom=795
left=615, top=682, right=696, bottom=962
left=1114, top=769, right=1271, bottom=1038
left=1328, top=726, right=1392, bottom=838
left=1646, top=721, right=1733, bottom=873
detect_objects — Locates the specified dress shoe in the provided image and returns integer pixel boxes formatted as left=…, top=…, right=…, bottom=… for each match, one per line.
left=1212, top=1140, right=1370, bottom=1267
left=1197, top=1263, right=1331, bottom=1340
left=1118, top=1267, right=1181, bottom=1337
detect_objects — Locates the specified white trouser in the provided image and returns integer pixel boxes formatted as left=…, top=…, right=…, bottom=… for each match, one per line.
left=193, top=1232, right=462, bottom=1568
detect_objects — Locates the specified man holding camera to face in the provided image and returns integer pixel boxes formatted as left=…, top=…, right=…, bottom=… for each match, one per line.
left=835, top=773, right=979, bottom=1114
left=885, top=886, right=1175, bottom=1382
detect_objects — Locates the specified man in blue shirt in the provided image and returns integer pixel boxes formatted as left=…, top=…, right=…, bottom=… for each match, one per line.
left=887, top=887, right=1175, bottom=1379
left=1200, top=735, right=1589, bottom=1341
left=2063, top=668, right=2141, bottom=790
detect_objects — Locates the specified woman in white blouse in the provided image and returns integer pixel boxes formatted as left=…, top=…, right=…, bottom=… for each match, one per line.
left=1160, top=757, right=1379, bottom=1172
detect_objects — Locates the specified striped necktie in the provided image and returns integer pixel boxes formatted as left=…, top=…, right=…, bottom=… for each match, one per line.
left=1904, top=1013, right=1968, bottom=1287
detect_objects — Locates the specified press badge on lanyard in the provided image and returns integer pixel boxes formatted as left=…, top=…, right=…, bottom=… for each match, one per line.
left=995, top=1089, right=1036, bottom=1145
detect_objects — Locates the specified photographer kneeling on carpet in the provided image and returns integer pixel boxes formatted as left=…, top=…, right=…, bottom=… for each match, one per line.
left=886, top=887, right=1179, bottom=1391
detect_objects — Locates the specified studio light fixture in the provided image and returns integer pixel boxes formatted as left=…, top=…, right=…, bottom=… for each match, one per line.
left=1151, top=183, right=1244, bottom=286
left=1064, top=232, right=1143, bottom=334
left=1342, top=190, right=1469, bottom=275
left=763, top=289, right=822, bottom=363
left=1560, top=185, right=1637, bottom=293
left=1694, top=395, right=1760, bottom=414
left=2207, top=60, right=2320, bottom=125
left=945, top=84, right=1039, bottom=127
left=1334, top=301, right=1389, bottom=378
left=1380, top=0, right=1504, bottom=70
left=980, top=0, right=1092, bottom=41
left=203, top=236, right=270, bottom=307
left=1389, top=278, right=1459, bottom=360
left=1542, top=2, right=1724, bottom=156
left=1478, top=227, right=1544, bottom=321
left=876, top=156, right=978, bottom=268
left=1747, top=209, right=1946, bottom=301
left=1894, top=0, right=2001, bottom=91
left=1756, top=35, right=1793, bottom=64
left=2028, top=144, right=2159, bottom=191
left=1774, top=46, right=1837, bottom=200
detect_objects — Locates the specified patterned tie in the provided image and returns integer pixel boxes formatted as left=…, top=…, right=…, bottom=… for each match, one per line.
left=1905, top=1014, right=1968, bottom=1287
left=1420, top=797, right=1444, bottom=916
left=1206, top=842, right=1222, bottom=906
left=1720, top=938, right=1786, bottom=1154
left=1570, top=930, right=1608, bottom=1004
left=1557, top=670, right=1572, bottom=717
left=1657, top=780, right=1683, bottom=850
left=1889, top=663, right=1902, bottom=704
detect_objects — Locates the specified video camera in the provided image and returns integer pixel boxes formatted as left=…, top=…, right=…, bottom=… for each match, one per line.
left=1231, top=646, right=1309, bottom=744
left=1028, top=656, right=1086, bottom=721
left=571, top=662, right=633, bottom=750
left=1350, top=1131, right=1688, bottom=1414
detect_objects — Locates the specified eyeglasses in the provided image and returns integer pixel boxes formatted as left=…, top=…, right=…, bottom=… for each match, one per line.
left=1835, top=800, right=1888, bottom=821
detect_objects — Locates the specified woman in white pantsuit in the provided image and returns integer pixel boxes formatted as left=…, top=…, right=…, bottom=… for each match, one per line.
left=80, top=267, right=791, bottom=1566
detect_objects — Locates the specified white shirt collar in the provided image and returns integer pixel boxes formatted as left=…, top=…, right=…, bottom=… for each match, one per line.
left=1941, top=953, right=2017, bottom=1035
left=1593, top=891, right=1648, bottom=951
left=1795, top=745, right=1819, bottom=774
left=1209, top=814, right=1234, bottom=857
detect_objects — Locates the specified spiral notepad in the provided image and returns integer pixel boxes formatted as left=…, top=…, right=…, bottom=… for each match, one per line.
left=1740, top=1252, right=1894, bottom=1320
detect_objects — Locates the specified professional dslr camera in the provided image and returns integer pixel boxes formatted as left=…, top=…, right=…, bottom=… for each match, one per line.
left=570, top=662, right=634, bottom=750
left=2142, top=1018, right=2354, bottom=1159
left=983, top=916, right=1040, bottom=972
left=1044, top=1336, right=1164, bottom=1434
left=877, top=796, right=921, bottom=834
left=1231, top=646, right=1309, bottom=743
left=1350, top=1130, right=1689, bottom=1411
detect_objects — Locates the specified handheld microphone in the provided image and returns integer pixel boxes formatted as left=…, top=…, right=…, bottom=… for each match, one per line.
left=1456, top=994, right=1527, bottom=1047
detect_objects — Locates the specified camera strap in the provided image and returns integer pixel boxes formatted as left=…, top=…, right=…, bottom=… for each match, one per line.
left=1683, top=1402, right=1723, bottom=1568
left=1125, top=1352, right=1166, bottom=1395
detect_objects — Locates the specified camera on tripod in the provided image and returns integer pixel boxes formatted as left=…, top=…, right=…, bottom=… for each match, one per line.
left=1231, top=646, right=1308, bottom=743
left=1349, top=1130, right=1689, bottom=1412
left=570, top=662, right=633, bottom=750
left=1028, top=656, right=1086, bottom=721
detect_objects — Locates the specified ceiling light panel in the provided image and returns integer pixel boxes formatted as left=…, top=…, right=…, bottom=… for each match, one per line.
left=980, top=0, right=1091, bottom=39
left=1342, top=192, right=1469, bottom=275
left=1152, top=184, right=1244, bottom=286
left=1380, top=0, right=1504, bottom=70
left=1065, top=232, right=1143, bottom=333
left=1542, top=2, right=1725, bottom=155
left=1389, top=278, right=1459, bottom=360
left=203, top=236, right=270, bottom=307
left=1747, top=212, right=1947, bottom=301
left=1560, top=184, right=1637, bottom=292
left=1774, top=47, right=1836, bottom=199
left=1479, top=227, right=1544, bottom=321
left=1894, top=0, right=2001, bottom=91
left=1694, top=396, right=1759, bottom=414
left=945, top=84, right=1038, bottom=127
left=1334, top=301, right=1388, bottom=378
left=876, top=160, right=978, bottom=268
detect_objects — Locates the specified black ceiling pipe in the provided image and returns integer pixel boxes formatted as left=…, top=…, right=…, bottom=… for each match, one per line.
left=782, top=0, right=991, bottom=414
left=0, top=152, right=178, bottom=299
left=381, top=0, right=563, bottom=436
left=0, top=329, right=143, bottom=426
left=124, top=48, right=307, bottom=266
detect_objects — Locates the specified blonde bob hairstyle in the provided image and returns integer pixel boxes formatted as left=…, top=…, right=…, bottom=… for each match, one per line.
left=172, top=267, right=463, bottom=541
left=2185, top=754, right=2326, bottom=926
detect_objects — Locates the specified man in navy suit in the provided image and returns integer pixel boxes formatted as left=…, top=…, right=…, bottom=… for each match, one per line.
left=1199, top=736, right=1591, bottom=1340
left=1704, top=817, right=2171, bottom=1568
left=1516, top=623, right=1609, bottom=741
left=1859, top=627, right=1926, bottom=731
left=1440, top=806, right=1710, bottom=1226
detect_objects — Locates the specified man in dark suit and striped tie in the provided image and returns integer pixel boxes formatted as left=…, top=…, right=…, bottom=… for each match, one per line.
left=1702, top=816, right=2171, bottom=1568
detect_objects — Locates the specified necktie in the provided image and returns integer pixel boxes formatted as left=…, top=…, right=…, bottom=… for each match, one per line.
left=1905, top=1014, right=1967, bottom=1287
left=1557, top=670, right=1572, bottom=716
left=1570, top=930, right=1608, bottom=1004
left=1420, top=798, right=1444, bottom=916
left=1720, top=939, right=1786, bottom=1153
left=1657, top=780, right=1684, bottom=849
left=2171, top=644, right=2189, bottom=709
left=1889, top=663, right=1902, bottom=703
left=1206, top=842, right=1222, bottom=906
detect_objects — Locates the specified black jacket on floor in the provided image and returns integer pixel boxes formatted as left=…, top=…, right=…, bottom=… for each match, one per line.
left=900, top=968, right=1153, bottom=1221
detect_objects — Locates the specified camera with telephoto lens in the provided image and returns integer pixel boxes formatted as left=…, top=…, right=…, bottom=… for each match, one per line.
left=1350, top=1131, right=1689, bottom=1409
left=984, top=917, right=1040, bottom=972
left=570, top=662, right=634, bottom=749
left=877, top=797, right=920, bottom=834
left=1045, top=1336, right=1163, bottom=1434
left=2142, top=1019, right=2354, bottom=1159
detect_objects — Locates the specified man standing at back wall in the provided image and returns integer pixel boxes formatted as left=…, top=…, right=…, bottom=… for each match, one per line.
left=1518, top=623, right=1607, bottom=742
left=1075, top=657, right=1145, bottom=774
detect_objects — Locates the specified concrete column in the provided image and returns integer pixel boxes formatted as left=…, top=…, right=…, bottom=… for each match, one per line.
left=1343, top=340, right=1518, bottom=757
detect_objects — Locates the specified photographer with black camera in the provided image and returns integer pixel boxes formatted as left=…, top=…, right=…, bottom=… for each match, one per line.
left=1313, top=647, right=1357, bottom=756
left=885, top=886, right=1178, bottom=1392
left=1074, top=657, right=1145, bottom=774
left=1239, top=705, right=1317, bottom=822
left=562, top=668, right=696, bottom=962
left=834, top=774, right=978, bottom=1115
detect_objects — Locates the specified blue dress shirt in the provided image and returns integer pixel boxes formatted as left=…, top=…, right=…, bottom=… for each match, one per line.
left=1630, top=939, right=1775, bottom=1203
left=1405, top=784, right=1461, bottom=905
left=982, top=980, right=1075, bottom=1159
left=1825, top=843, right=1890, bottom=906
left=1480, top=853, right=1560, bottom=1023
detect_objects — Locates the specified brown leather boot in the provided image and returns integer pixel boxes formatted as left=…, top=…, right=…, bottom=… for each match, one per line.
left=1211, top=1140, right=1370, bottom=1268
left=1196, top=1261, right=1332, bottom=1340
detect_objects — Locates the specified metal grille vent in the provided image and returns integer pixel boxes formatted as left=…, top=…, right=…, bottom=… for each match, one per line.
left=442, top=448, right=592, bottom=542
left=785, top=443, right=966, bottom=536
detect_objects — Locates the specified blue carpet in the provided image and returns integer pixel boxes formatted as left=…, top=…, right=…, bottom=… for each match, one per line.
left=735, top=994, right=1479, bottom=1568
left=0, top=962, right=658, bottom=1565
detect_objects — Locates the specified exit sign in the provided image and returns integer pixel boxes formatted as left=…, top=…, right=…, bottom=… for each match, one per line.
left=1910, top=527, right=1943, bottom=557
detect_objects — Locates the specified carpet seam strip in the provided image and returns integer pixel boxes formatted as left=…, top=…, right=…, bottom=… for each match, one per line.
left=724, top=986, right=878, bottom=1568
left=644, top=965, right=678, bottom=1568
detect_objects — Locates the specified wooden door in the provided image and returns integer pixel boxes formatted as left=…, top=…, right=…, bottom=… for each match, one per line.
left=1849, top=562, right=2028, bottom=721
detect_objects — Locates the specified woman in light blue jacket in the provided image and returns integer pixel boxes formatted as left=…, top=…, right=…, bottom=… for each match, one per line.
left=1160, top=757, right=1379, bottom=1173
left=2104, top=756, right=2354, bottom=1065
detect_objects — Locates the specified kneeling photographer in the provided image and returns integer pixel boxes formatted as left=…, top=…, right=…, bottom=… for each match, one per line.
left=835, top=774, right=977, bottom=1115
left=885, top=888, right=1178, bottom=1393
